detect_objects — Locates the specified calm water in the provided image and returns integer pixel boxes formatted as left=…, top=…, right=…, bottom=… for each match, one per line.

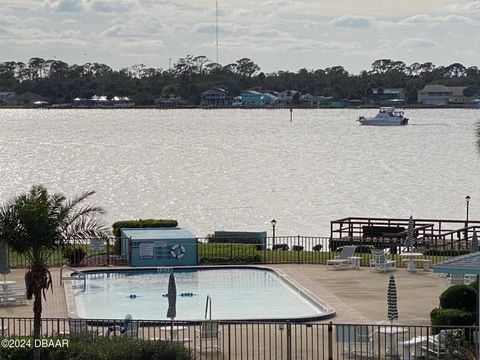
left=0, top=108, right=479, bottom=236
left=74, top=268, right=325, bottom=320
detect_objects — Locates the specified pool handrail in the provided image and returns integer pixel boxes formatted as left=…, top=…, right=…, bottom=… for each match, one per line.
left=60, top=265, right=86, bottom=292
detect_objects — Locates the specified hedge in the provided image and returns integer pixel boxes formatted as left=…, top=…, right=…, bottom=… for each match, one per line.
left=423, top=249, right=470, bottom=257
left=0, top=334, right=193, bottom=360
left=198, top=255, right=261, bottom=264
left=430, top=308, right=475, bottom=333
left=112, top=219, right=178, bottom=237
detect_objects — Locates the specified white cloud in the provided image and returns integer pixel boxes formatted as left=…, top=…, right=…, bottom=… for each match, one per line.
left=331, top=15, right=373, bottom=29
left=397, top=38, right=438, bottom=49
left=43, top=0, right=138, bottom=13
left=446, top=1, right=480, bottom=13
left=401, top=14, right=475, bottom=25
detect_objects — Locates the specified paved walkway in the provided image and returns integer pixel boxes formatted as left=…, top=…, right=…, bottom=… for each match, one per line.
left=0, top=264, right=447, bottom=325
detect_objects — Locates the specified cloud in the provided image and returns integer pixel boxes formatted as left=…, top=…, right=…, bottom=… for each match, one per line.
left=401, top=14, right=475, bottom=24
left=397, top=38, right=437, bottom=49
left=446, top=1, right=480, bottom=13
left=43, top=0, right=138, bottom=13
left=331, top=15, right=373, bottom=29
left=43, top=0, right=85, bottom=12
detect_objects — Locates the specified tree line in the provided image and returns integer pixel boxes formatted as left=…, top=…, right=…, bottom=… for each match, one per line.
left=1, top=56, right=479, bottom=105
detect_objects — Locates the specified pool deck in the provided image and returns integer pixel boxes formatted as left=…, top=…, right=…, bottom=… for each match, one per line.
left=0, top=264, right=447, bottom=325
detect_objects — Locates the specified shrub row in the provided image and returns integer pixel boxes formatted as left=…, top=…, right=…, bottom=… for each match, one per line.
left=423, top=249, right=470, bottom=256
left=430, top=285, right=477, bottom=333
left=112, top=219, right=178, bottom=237
left=430, top=308, right=476, bottom=332
left=198, top=255, right=262, bottom=264
left=0, top=334, right=193, bottom=360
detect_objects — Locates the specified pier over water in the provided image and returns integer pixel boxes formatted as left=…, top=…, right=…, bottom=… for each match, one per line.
left=330, top=216, right=480, bottom=253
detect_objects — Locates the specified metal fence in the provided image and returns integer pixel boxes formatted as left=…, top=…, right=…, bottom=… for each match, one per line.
left=0, top=318, right=476, bottom=359
left=6, top=235, right=465, bottom=269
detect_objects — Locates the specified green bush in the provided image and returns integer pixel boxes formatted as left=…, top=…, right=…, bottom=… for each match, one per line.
left=439, top=285, right=477, bottom=312
left=423, top=249, right=470, bottom=256
left=272, top=244, right=289, bottom=251
left=312, top=244, right=323, bottom=252
left=292, top=245, right=304, bottom=251
left=430, top=308, right=475, bottom=333
left=112, top=219, right=178, bottom=237
left=63, top=246, right=87, bottom=265
left=0, top=334, right=193, bottom=360
left=198, top=255, right=261, bottom=264
left=111, top=219, right=178, bottom=252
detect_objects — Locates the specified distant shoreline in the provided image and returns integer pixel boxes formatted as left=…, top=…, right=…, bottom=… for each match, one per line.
left=1, top=104, right=479, bottom=110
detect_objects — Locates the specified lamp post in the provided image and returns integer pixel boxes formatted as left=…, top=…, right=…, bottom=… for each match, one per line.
left=466, top=195, right=470, bottom=242
left=271, top=219, right=277, bottom=246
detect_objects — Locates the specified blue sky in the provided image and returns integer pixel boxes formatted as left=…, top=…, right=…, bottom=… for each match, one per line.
left=1, top=0, right=479, bottom=73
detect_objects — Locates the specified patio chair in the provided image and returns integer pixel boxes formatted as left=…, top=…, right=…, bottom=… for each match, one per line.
left=336, top=325, right=375, bottom=357
left=327, top=246, right=357, bottom=270
left=447, top=274, right=467, bottom=286
left=108, top=314, right=141, bottom=337
left=59, top=318, right=88, bottom=335
left=195, top=321, right=221, bottom=352
left=421, top=329, right=463, bottom=358
left=370, top=249, right=396, bottom=272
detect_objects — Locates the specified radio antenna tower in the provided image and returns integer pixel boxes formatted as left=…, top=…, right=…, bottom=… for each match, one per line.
left=216, top=0, right=219, bottom=64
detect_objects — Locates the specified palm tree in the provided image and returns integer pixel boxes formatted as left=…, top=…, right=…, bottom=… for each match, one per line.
left=0, top=185, right=109, bottom=359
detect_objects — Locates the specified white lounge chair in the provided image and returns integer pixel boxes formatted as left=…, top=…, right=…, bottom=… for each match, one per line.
left=370, top=249, right=396, bottom=272
left=447, top=274, right=468, bottom=286
left=327, top=246, right=357, bottom=270
left=421, top=329, right=463, bottom=358
left=195, top=321, right=221, bottom=352
left=336, top=325, right=375, bottom=357
left=59, top=318, right=88, bottom=335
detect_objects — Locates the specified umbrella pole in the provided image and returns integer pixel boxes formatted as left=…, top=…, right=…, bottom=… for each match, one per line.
left=170, top=318, right=174, bottom=342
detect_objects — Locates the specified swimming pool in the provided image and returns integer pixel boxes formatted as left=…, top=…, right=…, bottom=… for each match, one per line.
left=68, top=267, right=334, bottom=321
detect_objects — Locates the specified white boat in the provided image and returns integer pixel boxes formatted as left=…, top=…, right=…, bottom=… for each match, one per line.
left=357, top=107, right=408, bottom=126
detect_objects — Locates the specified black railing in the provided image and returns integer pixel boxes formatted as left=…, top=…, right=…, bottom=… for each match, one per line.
left=0, top=317, right=476, bottom=359
left=6, top=234, right=468, bottom=269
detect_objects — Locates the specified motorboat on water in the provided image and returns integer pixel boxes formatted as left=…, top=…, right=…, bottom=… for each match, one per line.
left=357, top=107, right=408, bottom=126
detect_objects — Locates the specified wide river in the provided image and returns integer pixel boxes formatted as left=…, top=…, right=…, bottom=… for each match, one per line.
left=1, top=108, right=479, bottom=237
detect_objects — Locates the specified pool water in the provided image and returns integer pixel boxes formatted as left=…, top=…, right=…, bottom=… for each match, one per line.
left=72, top=267, right=331, bottom=320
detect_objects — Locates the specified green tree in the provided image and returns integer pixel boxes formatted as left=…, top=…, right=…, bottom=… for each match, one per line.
left=0, top=185, right=109, bottom=360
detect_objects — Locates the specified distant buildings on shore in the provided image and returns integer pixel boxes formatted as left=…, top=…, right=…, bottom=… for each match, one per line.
left=198, top=85, right=480, bottom=108
left=1, top=84, right=480, bottom=108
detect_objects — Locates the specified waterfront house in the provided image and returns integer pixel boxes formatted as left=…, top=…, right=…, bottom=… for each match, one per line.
left=448, top=86, right=473, bottom=104
left=154, top=94, right=184, bottom=107
left=369, top=88, right=405, bottom=104
left=417, top=84, right=451, bottom=106
left=277, top=90, right=299, bottom=105
left=201, top=88, right=231, bottom=106
left=240, top=90, right=276, bottom=106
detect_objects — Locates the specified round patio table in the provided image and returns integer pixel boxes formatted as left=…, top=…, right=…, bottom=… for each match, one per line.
left=400, top=253, right=423, bottom=273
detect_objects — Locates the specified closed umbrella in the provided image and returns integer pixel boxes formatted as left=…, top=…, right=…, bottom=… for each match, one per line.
left=0, top=240, right=10, bottom=284
left=471, top=231, right=479, bottom=254
left=387, top=274, right=398, bottom=323
left=166, top=272, right=177, bottom=340
left=404, top=215, right=415, bottom=252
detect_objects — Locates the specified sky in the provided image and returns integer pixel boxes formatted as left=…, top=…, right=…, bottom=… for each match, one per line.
left=1, top=0, right=480, bottom=74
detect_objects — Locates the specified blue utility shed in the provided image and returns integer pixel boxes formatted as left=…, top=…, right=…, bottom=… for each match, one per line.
left=121, top=228, right=197, bottom=267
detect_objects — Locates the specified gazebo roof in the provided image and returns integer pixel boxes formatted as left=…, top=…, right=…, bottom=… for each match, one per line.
left=433, top=252, right=480, bottom=275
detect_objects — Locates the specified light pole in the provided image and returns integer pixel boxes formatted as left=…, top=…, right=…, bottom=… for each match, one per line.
left=466, top=195, right=470, bottom=241
left=271, top=219, right=277, bottom=246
